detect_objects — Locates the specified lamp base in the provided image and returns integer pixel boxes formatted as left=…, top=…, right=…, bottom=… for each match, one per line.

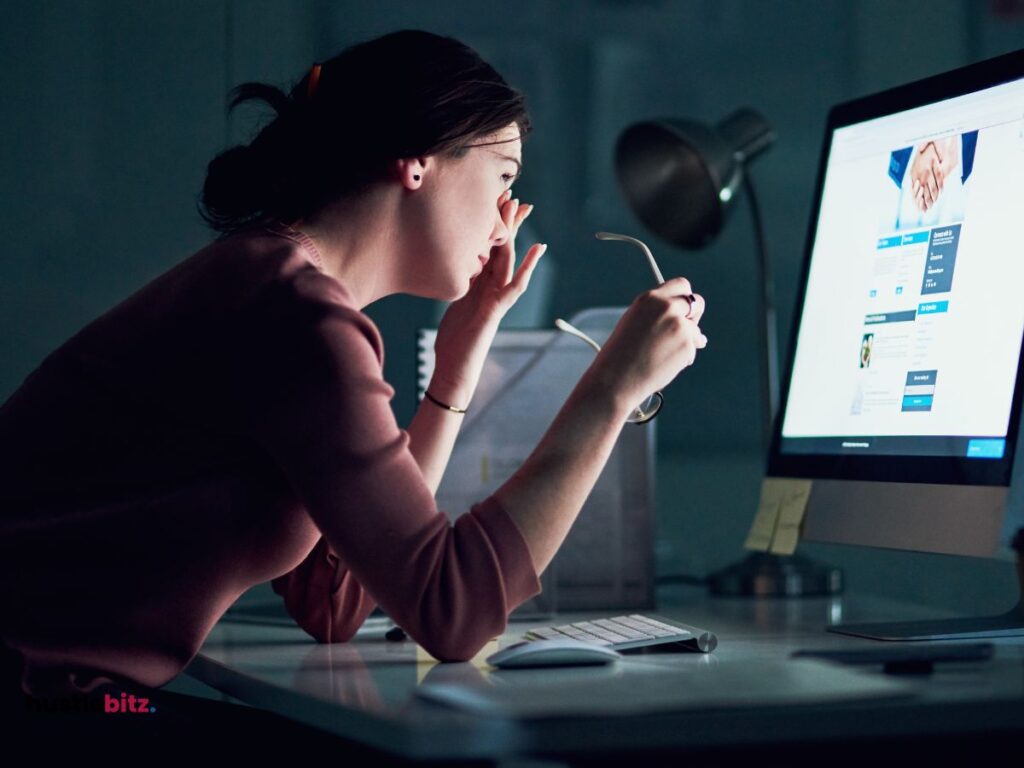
left=707, top=552, right=843, bottom=597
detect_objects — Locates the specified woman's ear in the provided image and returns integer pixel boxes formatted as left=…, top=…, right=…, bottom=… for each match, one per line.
left=393, top=157, right=429, bottom=190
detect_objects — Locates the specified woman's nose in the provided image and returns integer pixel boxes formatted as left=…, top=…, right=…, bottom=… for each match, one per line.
left=491, top=210, right=510, bottom=248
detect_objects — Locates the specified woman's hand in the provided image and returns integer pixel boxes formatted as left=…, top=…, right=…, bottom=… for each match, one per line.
left=588, top=277, right=707, bottom=414
left=910, top=142, right=944, bottom=212
left=431, top=190, right=547, bottom=406
left=446, top=190, right=547, bottom=326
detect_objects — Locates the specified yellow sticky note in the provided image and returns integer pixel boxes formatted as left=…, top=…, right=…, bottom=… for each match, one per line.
left=744, top=478, right=786, bottom=551
left=415, top=638, right=500, bottom=684
left=769, top=479, right=814, bottom=555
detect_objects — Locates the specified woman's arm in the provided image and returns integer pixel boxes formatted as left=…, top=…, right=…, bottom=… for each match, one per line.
left=491, top=366, right=631, bottom=576
left=271, top=536, right=378, bottom=643
left=492, top=279, right=707, bottom=577
left=240, top=288, right=542, bottom=662
left=405, top=374, right=471, bottom=496
left=405, top=194, right=541, bottom=495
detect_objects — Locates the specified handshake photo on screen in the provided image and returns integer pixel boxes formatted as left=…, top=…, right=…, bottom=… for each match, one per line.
left=884, top=130, right=978, bottom=232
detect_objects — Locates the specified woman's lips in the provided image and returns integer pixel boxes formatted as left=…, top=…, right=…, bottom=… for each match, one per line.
left=471, top=254, right=489, bottom=278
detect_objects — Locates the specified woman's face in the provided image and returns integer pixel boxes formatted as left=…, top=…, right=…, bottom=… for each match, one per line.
left=408, top=123, right=523, bottom=301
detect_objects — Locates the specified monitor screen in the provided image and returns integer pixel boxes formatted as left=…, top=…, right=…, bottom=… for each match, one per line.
left=771, top=56, right=1024, bottom=487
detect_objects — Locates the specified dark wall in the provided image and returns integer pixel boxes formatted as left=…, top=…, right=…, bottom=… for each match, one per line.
left=2, top=1, right=1022, bottom=610
left=3, top=0, right=1019, bottom=448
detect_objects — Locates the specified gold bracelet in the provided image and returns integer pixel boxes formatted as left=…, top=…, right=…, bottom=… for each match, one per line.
left=423, top=389, right=467, bottom=414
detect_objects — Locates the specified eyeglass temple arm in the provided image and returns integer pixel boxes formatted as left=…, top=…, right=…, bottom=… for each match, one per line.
left=554, top=318, right=602, bottom=353
left=595, top=232, right=666, bottom=285
left=554, top=318, right=659, bottom=421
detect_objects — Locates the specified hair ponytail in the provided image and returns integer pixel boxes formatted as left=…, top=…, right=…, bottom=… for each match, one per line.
left=198, top=82, right=300, bottom=233
left=229, top=82, right=293, bottom=116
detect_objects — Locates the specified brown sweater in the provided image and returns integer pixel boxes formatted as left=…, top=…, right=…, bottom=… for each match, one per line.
left=0, top=222, right=542, bottom=697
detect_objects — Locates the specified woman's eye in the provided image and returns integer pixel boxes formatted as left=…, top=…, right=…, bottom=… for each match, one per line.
left=501, top=173, right=515, bottom=184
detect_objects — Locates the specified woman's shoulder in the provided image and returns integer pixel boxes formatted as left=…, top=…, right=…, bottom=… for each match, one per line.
left=219, top=225, right=383, bottom=366
left=211, top=223, right=322, bottom=284
left=210, top=224, right=349, bottom=308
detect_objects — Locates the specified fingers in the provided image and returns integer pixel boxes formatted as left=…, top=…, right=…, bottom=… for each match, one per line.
left=505, top=242, right=547, bottom=299
left=650, top=278, right=706, bottom=354
left=492, top=197, right=520, bottom=283
left=503, top=196, right=519, bottom=229
left=505, top=199, right=533, bottom=236
left=919, top=140, right=942, bottom=163
left=916, top=169, right=934, bottom=210
left=515, top=203, right=533, bottom=233
left=693, top=325, right=708, bottom=349
left=927, top=164, right=940, bottom=200
left=652, top=275, right=693, bottom=297
left=494, top=197, right=535, bottom=285
left=497, top=191, right=516, bottom=233
left=650, top=278, right=703, bottom=320
left=910, top=142, right=946, bottom=213
left=501, top=192, right=530, bottom=221
left=683, top=292, right=706, bottom=351
left=686, top=292, right=705, bottom=323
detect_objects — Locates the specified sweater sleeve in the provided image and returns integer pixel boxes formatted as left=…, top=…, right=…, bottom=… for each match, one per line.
left=240, top=273, right=542, bottom=661
left=269, top=536, right=378, bottom=644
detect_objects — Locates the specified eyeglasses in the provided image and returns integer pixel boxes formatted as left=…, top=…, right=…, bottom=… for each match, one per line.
left=553, top=231, right=669, bottom=425
left=553, top=318, right=664, bottom=423
left=595, top=231, right=666, bottom=284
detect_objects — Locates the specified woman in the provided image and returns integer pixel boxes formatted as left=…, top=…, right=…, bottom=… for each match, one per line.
left=0, top=29, right=705, bottom=734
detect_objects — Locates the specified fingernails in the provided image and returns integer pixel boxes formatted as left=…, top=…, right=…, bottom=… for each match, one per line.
left=539, top=243, right=548, bottom=255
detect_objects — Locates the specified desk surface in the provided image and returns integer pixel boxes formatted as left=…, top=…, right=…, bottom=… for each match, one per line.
left=187, top=587, right=1024, bottom=762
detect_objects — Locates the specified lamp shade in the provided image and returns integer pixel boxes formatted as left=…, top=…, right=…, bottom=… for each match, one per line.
left=614, top=108, right=775, bottom=249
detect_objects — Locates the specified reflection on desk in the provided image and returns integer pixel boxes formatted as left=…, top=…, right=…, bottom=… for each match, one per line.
left=415, top=655, right=910, bottom=717
left=186, top=588, right=1024, bottom=763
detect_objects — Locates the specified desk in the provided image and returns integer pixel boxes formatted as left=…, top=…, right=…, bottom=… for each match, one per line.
left=186, top=587, right=1024, bottom=764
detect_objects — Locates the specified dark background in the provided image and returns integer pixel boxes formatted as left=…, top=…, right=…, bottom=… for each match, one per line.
left=2, top=0, right=1022, bottom=614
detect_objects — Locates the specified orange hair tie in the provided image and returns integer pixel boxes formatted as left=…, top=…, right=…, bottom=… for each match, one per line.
left=307, top=63, right=322, bottom=99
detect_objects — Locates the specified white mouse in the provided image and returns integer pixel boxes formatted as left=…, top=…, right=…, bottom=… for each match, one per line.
left=486, top=638, right=622, bottom=669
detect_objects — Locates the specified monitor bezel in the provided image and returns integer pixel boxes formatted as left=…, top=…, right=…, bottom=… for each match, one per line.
left=767, top=49, right=1024, bottom=487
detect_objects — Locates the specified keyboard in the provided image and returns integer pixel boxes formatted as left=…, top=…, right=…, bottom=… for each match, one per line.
left=524, top=614, right=718, bottom=653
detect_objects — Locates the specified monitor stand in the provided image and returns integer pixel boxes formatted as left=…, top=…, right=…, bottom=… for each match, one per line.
left=707, top=552, right=843, bottom=596
left=829, top=545, right=1024, bottom=640
left=827, top=601, right=1024, bottom=640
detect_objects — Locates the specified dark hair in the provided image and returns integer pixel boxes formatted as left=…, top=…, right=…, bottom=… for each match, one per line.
left=198, top=29, right=531, bottom=235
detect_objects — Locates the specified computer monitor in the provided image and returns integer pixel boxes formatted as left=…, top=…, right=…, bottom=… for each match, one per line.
left=767, top=49, right=1024, bottom=640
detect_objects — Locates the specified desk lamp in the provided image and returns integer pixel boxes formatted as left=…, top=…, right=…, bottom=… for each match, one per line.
left=614, top=109, right=842, bottom=596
